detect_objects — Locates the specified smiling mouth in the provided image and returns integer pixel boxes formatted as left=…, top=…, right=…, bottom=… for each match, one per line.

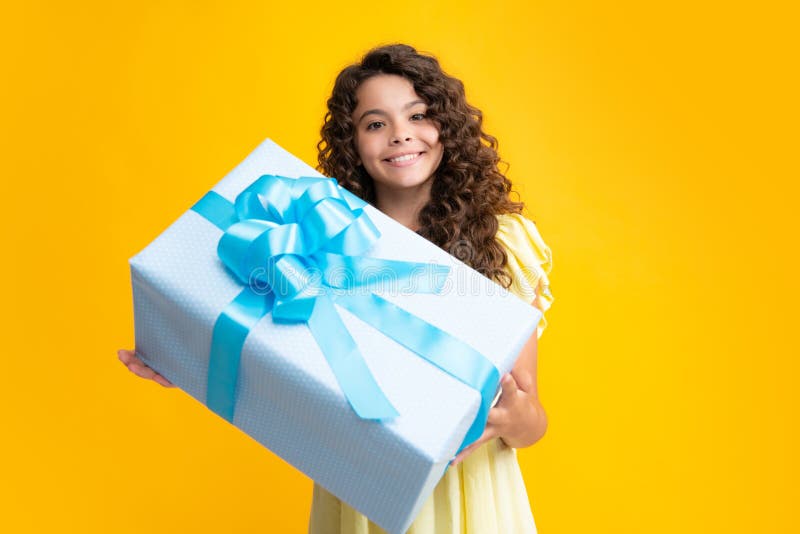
left=385, top=152, right=423, bottom=163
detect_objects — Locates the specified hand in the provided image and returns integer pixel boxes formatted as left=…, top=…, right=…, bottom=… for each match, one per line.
left=449, top=372, right=537, bottom=466
left=118, top=349, right=175, bottom=388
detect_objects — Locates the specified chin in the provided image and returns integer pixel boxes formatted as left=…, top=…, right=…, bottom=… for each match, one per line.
left=383, top=174, right=434, bottom=190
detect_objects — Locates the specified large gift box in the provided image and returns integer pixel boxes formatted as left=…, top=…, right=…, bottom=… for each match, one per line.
left=129, top=138, right=541, bottom=534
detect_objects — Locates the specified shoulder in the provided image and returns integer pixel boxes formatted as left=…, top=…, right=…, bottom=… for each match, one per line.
left=495, top=212, right=553, bottom=276
left=494, top=213, right=554, bottom=335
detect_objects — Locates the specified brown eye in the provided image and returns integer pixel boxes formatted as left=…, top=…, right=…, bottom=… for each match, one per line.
left=410, top=113, right=425, bottom=121
left=366, top=121, right=384, bottom=131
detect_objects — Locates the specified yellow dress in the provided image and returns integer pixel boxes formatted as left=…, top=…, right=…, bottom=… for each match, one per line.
left=308, top=212, right=554, bottom=534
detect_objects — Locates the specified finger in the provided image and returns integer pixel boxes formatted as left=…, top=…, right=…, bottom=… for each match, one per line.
left=129, top=363, right=174, bottom=387
left=118, top=349, right=149, bottom=369
left=450, top=427, right=497, bottom=466
left=452, top=437, right=483, bottom=465
left=117, top=349, right=138, bottom=365
left=486, top=406, right=506, bottom=427
left=451, top=437, right=486, bottom=466
left=119, top=349, right=176, bottom=387
left=450, top=445, right=475, bottom=467
left=153, top=374, right=176, bottom=388
left=128, top=361, right=158, bottom=380
left=512, top=369, right=534, bottom=393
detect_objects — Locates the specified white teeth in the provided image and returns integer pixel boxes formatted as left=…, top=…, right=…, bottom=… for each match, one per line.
left=388, top=153, right=419, bottom=163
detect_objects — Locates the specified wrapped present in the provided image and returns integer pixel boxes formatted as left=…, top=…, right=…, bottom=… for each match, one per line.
left=129, top=138, right=541, bottom=534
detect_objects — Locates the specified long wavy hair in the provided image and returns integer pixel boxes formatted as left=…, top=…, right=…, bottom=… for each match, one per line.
left=317, top=44, right=524, bottom=288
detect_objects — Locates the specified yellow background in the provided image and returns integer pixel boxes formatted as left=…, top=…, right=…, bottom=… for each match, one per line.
left=1, top=1, right=796, bottom=532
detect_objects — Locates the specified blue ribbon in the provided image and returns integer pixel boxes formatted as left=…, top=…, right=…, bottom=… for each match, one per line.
left=191, top=175, right=500, bottom=453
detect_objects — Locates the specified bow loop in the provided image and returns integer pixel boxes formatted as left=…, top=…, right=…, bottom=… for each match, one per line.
left=218, top=219, right=276, bottom=284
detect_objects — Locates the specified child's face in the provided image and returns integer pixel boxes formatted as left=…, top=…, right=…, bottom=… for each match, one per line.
left=351, top=74, right=444, bottom=204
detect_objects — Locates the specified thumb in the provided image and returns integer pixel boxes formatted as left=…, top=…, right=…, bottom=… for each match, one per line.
left=500, top=373, right=518, bottom=400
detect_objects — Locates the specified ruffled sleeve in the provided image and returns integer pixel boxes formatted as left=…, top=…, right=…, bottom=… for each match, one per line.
left=495, top=212, right=554, bottom=338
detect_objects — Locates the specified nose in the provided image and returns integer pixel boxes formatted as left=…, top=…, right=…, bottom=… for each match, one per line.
left=390, top=125, right=413, bottom=144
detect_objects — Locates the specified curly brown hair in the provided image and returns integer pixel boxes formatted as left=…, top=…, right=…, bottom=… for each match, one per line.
left=317, top=43, right=524, bottom=288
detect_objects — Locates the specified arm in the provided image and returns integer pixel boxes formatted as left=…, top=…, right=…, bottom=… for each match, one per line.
left=450, top=309, right=548, bottom=465
left=499, top=327, right=548, bottom=448
left=494, top=248, right=552, bottom=449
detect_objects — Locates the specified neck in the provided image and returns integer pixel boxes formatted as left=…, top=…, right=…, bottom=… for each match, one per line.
left=374, top=182, right=432, bottom=232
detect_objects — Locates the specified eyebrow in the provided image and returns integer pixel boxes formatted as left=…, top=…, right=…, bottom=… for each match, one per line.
left=357, top=99, right=426, bottom=124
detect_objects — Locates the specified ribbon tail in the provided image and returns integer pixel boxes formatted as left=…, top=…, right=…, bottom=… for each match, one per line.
left=306, top=295, right=399, bottom=421
left=315, top=253, right=450, bottom=294
left=191, top=191, right=238, bottom=231
left=335, top=293, right=500, bottom=454
left=206, top=287, right=274, bottom=422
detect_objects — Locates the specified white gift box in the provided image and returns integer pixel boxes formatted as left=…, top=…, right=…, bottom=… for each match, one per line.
left=129, top=138, right=541, bottom=534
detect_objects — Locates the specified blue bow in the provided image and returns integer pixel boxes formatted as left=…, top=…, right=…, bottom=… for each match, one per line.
left=191, top=175, right=500, bottom=453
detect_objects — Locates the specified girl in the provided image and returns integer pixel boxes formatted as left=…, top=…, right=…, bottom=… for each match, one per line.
left=119, top=43, right=554, bottom=533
